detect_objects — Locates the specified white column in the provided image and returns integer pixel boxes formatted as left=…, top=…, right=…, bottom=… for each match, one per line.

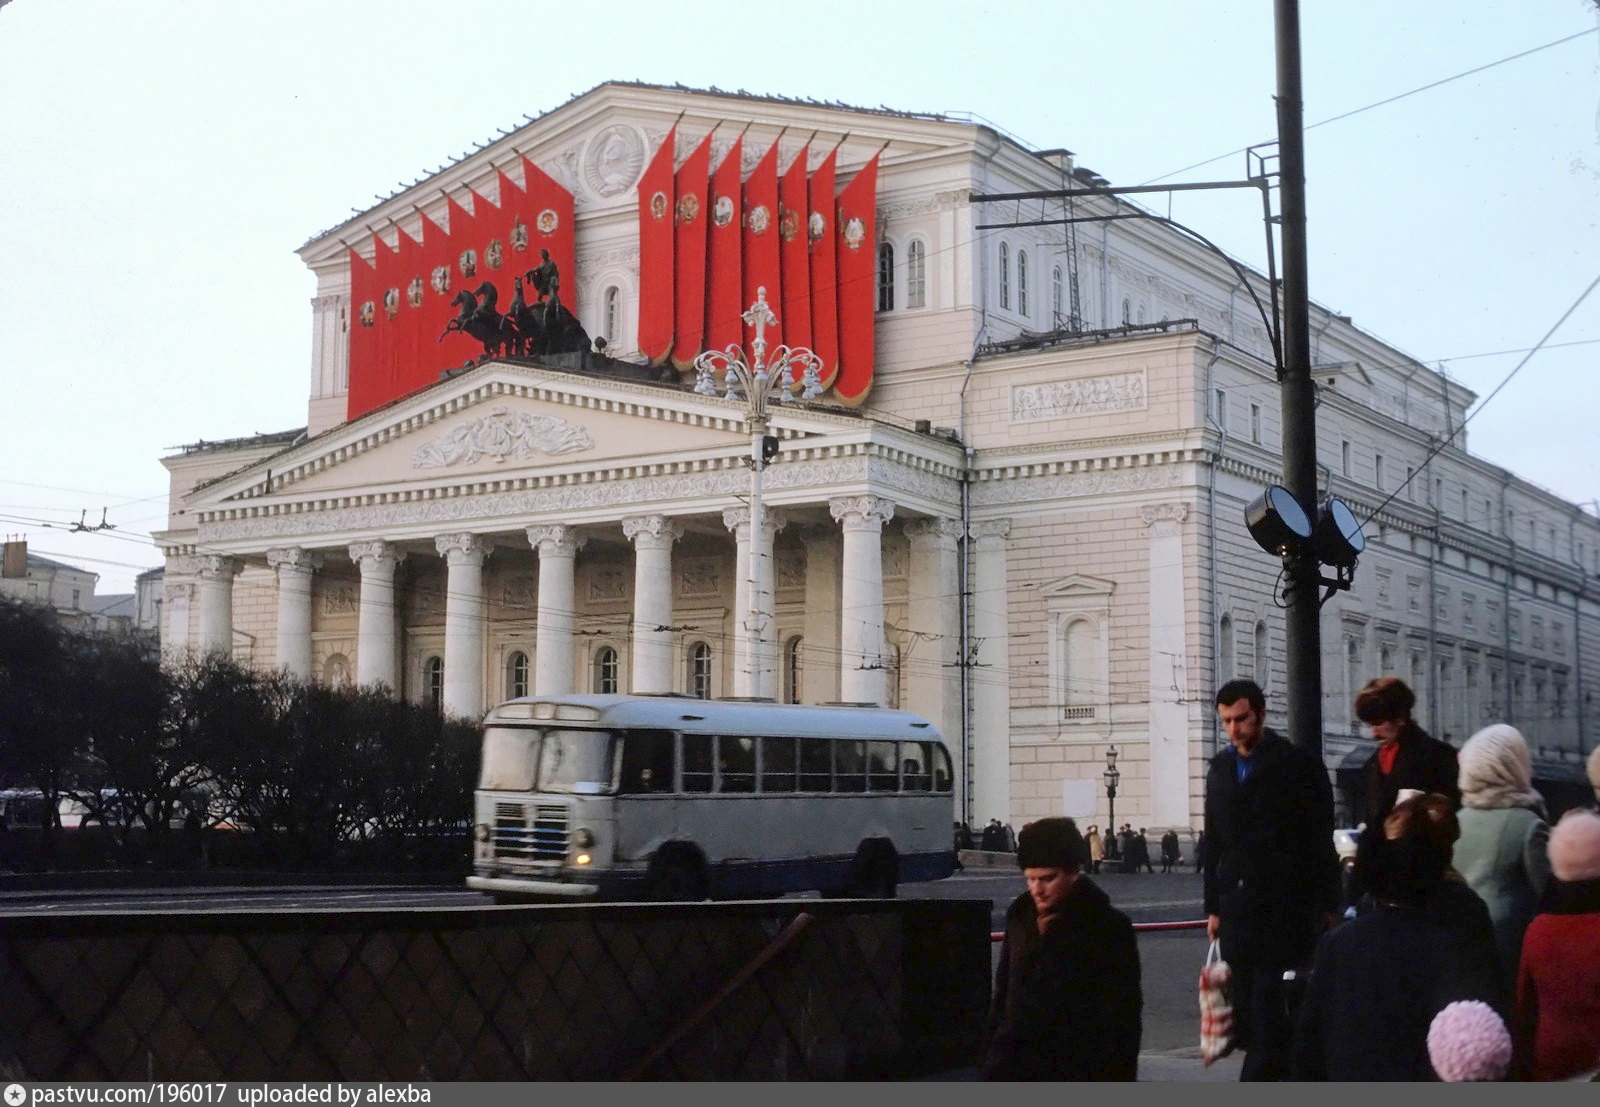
left=528, top=524, right=585, bottom=695
left=1144, top=503, right=1193, bottom=829
left=905, top=517, right=964, bottom=740
left=267, top=547, right=322, bottom=680
left=724, top=505, right=787, bottom=698
left=623, top=515, right=683, bottom=695
left=162, top=580, right=194, bottom=658
left=349, top=540, right=406, bottom=690
left=830, top=495, right=895, bottom=706
left=970, top=518, right=1013, bottom=826
left=193, top=555, right=239, bottom=657
left=435, top=533, right=489, bottom=718
left=801, top=526, right=842, bottom=705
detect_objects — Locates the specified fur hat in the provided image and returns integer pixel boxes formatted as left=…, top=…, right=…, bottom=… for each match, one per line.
left=1016, top=817, right=1084, bottom=871
left=1548, top=809, right=1600, bottom=884
left=1427, top=1000, right=1512, bottom=1082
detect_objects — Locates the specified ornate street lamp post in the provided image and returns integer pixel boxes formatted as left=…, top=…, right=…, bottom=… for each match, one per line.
left=692, top=289, right=822, bottom=696
left=1103, top=744, right=1120, bottom=859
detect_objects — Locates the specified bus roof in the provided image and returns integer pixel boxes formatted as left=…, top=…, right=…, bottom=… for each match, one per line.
left=484, top=694, right=942, bottom=740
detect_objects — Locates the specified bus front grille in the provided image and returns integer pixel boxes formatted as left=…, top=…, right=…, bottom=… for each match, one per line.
left=492, top=802, right=569, bottom=861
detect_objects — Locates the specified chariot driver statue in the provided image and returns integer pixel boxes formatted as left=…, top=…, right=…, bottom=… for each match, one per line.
left=528, top=249, right=561, bottom=327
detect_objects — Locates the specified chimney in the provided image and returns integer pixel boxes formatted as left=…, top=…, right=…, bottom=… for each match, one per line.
left=3, top=539, right=26, bottom=579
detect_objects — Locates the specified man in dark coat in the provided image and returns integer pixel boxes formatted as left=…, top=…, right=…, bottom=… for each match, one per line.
left=984, top=817, right=1142, bottom=1081
left=1354, top=676, right=1460, bottom=828
left=1160, top=829, right=1181, bottom=872
left=1204, top=679, right=1340, bottom=1081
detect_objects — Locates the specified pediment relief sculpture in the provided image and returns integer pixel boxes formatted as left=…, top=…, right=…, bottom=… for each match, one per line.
left=412, top=406, right=595, bottom=469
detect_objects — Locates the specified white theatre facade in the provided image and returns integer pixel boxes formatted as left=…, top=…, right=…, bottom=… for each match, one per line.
left=158, top=83, right=1600, bottom=831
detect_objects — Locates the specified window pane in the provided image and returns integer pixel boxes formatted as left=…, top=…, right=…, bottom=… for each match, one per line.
left=682, top=733, right=714, bottom=793
left=835, top=740, right=867, bottom=793
left=867, top=740, right=899, bottom=791
left=901, top=741, right=932, bottom=791
left=536, top=728, right=616, bottom=794
left=799, top=738, right=831, bottom=791
left=761, top=736, right=798, bottom=792
left=618, top=729, right=675, bottom=794
left=932, top=745, right=953, bottom=793
left=718, top=735, right=756, bottom=793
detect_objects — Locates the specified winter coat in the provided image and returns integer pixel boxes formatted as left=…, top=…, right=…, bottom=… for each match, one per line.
left=1203, top=729, right=1341, bottom=968
left=1086, top=829, right=1104, bottom=863
left=1515, top=878, right=1600, bottom=1081
left=1291, top=903, right=1501, bottom=1081
left=1360, top=721, right=1461, bottom=828
left=984, top=876, right=1142, bottom=1081
left=1454, top=805, right=1551, bottom=998
left=1160, top=831, right=1181, bottom=863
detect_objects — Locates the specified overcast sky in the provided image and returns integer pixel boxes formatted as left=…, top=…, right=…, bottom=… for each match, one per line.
left=2, top=0, right=1596, bottom=594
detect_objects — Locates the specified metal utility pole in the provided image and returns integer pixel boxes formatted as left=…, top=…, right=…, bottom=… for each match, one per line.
left=1275, top=0, right=1323, bottom=757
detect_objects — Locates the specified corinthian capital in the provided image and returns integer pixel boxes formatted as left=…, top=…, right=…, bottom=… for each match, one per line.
left=435, top=532, right=490, bottom=565
left=527, top=524, right=585, bottom=558
left=829, top=495, right=896, bottom=531
left=622, top=515, right=685, bottom=548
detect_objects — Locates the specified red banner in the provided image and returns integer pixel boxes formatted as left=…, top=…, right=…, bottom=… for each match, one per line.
left=636, top=126, right=677, bottom=364
left=808, top=149, right=839, bottom=388
left=520, top=155, right=577, bottom=322
left=832, top=152, right=879, bottom=407
left=743, top=140, right=782, bottom=355
left=670, top=130, right=713, bottom=370
left=346, top=244, right=382, bottom=420
left=392, top=223, right=427, bottom=399
left=705, top=136, right=744, bottom=358
left=778, top=145, right=812, bottom=359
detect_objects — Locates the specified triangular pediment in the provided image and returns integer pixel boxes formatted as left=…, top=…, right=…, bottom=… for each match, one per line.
left=188, top=361, right=862, bottom=510
left=1040, top=573, right=1116, bottom=600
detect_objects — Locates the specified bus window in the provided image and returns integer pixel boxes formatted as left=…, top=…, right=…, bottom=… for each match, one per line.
left=867, top=741, right=899, bottom=791
left=481, top=727, right=540, bottom=791
left=902, top=742, right=932, bottom=791
left=933, top=744, right=954, bottom=792
left=761, top=736, right=798, bottom=792
left=835, top=740, right=867, bottom=793
left=799, top=738, right=831, bottom=791
left=683, top=733, right=714, bottom=793
left=619, top=730, right=675, bottom=794
left=537, top=729, right=617, bottom=794
left=718, top=735, right=756, bottom=793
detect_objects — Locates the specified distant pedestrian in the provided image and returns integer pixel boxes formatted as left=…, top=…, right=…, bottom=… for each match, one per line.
left=1193, top=830, right=1205, bottom=873
left=1160, top=829, right=1181, bottom=873
left=1355, top=676, right=1461, bottom=829
left=1086, top=824, right=1104, bottom=874
left=1136, top=828, right=1154, bottom=873
left=981, top=819, right=1003, bottom=852
left=983, top=818, right=1142, bottom=1080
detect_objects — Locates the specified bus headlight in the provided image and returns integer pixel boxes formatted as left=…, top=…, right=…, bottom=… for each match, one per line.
left=572, top=828, right=594, bottom=848
left=474, top=824, right=491, bottom=843
left=574, top=853, right=592, bottom=866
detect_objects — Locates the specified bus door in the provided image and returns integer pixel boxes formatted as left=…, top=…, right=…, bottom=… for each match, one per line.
left=613, top=728, right=678, bottom=863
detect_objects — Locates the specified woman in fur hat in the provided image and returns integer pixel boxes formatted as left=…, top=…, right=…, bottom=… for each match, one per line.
left=1515, top=809, right=1600, bottom=1081
left=983, top=817, right=1142, bottom=1080
left=1452, top=724, right=1551, bottom=1002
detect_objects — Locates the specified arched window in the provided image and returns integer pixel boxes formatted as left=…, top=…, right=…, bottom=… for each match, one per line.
left=1218, top=615, right=1235, bottom=680
left=687, top=641, right=712, bottom=700
left=506, top=650, right=530, bottom=699
left=1051, top=265, right=1063, bottom=323
left=425, top=656, right=444, bottom=712
left=321, top=653, right=350, bottom=689
left=998, top=243, right=1011, bottom=310
left=1253, top=621, right=1269, bottom=692
left=1016, top=249, right=1029, bottom=316
left=876, top=241, right=895, bottom=312
left=905, top=240, right=926, bottom=308
left=1121, top=297, right=1132, bottom=325
left=1063, top=617, right=1103, bottom=718
left=594, top=646, right=620, bottom=694
left=602, top=286, right=620, bottom=342
left=1136, top=303, right=1146, bottom=324
left=783, top=635, right=803, bottom=704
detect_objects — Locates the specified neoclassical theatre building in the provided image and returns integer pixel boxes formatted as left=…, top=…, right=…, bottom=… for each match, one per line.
left=158, top=82, right=1600, bottom=830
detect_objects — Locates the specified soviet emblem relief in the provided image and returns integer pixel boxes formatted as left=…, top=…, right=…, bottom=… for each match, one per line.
left=431, top=266, right=451, bottom=294
left=358, top=301, right=376, bottom=327
left=842, top=217, right=866, bottom=251
left=584, top=124, right=646, bottom=198
left=511, top=220, right=528, bottom=251
left=383, top=288, right=400, bottom=318
left=407, top=278, right=425, bottom=308
left=459, top=249, right=478, bottom=278
left=747, top=205, right=772, bottom=235
left=486, top=239, right=504, bottom=270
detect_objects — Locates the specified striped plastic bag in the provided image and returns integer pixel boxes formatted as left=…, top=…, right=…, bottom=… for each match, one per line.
left=1199, top=939, right=1236, bottom=1066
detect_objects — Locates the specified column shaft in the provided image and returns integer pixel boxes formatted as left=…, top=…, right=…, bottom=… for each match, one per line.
left=436, top=533, right=489, bottom=718
left=350, top=541, right=405, bottom=690
left=970, top=519, right=1013, bottom=826
left=529, top=525, right=584, bottom=695
left=268, top=547, right=322, bottom=680
left=193, top=555, right=238, bottom=657
left=830, top=496, right=894, bottom=705
left=624, top=516, right=682, bottom=695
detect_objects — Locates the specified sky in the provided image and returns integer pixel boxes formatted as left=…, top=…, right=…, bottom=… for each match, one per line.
left=2, top=0, right=1597, bottom=594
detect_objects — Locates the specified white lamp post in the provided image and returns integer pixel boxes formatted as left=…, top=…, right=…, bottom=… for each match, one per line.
left=693, top=289, right=823, bottom=696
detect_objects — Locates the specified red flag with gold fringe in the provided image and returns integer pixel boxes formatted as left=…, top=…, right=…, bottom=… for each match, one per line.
left=670, top=130, right=714, bottom=370
left=346, top=244, right=382, bottom=421
left=705, top=136, right=744, bottom=358
left=743, top=139, right=782, bottom=355
left=636, top=126, right=677, bottom=364
left=778, top=145, right=812, bottom=358
left=807, top=148, right=839, bottom=388
left=832, top=151, right=879, bottom=407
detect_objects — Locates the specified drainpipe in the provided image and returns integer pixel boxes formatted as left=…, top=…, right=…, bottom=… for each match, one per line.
left=1201, top=345, right=1225, bottom=757
left=1568, top=508, right=1588, bottom=756
left=1424, top=441, right=1440, bottom=734
left=1500, top=473, right=1515, bottom=722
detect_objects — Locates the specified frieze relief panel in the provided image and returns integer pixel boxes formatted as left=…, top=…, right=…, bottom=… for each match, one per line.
left=412, top=407, right=595, bottom=468
left=1010, top=370, right=1147, bottom=423
left=502, top=574, right=537, bottom=612
left=969, top=464, right=1181, bottom=507
left=679, top=559, right=720, bottom=597
left=587, top=564, right=628, bottom=601
left=320, top=581, right=358, bottom=616
left=775, top=547, right=805, bottom=589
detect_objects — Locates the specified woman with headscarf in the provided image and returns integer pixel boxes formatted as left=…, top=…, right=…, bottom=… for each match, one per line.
left=1453, top=724, right=1551, bottom=1005
left=1515, top=809, right=1600, bottom=1081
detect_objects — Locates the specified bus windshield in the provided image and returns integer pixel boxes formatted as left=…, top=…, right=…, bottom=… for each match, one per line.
left=480, top=726, right=540, bottom=790
left=536, top=728, right=616, bottom=794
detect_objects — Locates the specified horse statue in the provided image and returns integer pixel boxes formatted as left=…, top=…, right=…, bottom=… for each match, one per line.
left=438, top=282, right=516, bottom=359
left=505, top=275, right=539, bottom=356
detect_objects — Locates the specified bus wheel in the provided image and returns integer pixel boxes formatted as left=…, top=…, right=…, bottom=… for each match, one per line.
left=647, top=844, right=708, bottom=901
left=850, top=839, right=899, bottom=899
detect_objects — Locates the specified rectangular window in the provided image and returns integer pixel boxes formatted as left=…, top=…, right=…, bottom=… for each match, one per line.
left=717, top=735, right=756, bottom=793
left=619, top=730, right=675, bottom=794
left=834, top=740, right=867, bottom=793
left=1374, top=454, right=1386, bottom=491
left=866, top=740, right=899, bottom=792
left=1405, top=467, right=1415, bottom=500
left=1434, top=478, right=1443, bottom=508
left=760, top=736, right=798, bottom=793
left=1250, top=404, right=1262, bottom=444
left=682, top=734, right=714, bottom=793
left=1214, top=389, right=1227, bottom=429
left=901, top=742, right=933, bottom=791
left=1341, top=440, right=1351, bottom=476
left=799, top=738, right=832, bottom=791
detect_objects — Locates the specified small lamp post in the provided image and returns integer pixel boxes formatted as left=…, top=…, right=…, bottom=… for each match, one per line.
left=692, top=289, right=823, bottom=696
left=1103, top=744, right=1120, bottom=851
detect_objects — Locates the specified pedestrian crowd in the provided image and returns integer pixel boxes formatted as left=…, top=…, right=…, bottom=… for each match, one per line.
left=981, top=673, right=1600, bottom=1082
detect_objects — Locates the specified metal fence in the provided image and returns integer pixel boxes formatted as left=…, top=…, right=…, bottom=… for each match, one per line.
left=0, top=898, right=989, bottom=1081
